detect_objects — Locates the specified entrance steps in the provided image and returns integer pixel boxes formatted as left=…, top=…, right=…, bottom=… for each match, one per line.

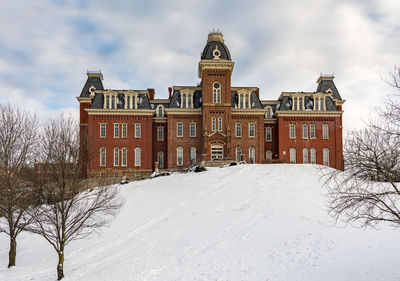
left=203, top=159, right=235, bottom=167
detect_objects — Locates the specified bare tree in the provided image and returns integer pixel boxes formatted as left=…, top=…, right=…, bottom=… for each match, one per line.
left=327, top=67, right=400, bottom=227
left=0, top=104, right=38, bottom=267
left=28, top=116, right=123, bottom=280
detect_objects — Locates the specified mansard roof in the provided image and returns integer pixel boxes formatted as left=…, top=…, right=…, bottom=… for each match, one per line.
left=276, top=94, right=338, bottom=111
left=90, top=90, right=152, bottom=109
left=201, top=32, right=232, bottom=61
left=230, top=90, right=263, bottom=109
left=316, top=75, right=342, bottom=100
left=80, top=73, right=104, bottom=98
left=169, top=88, right=203, bottom=108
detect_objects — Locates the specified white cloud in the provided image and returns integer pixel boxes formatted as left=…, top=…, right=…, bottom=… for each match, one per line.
left=0, top=0, right=399, bottom=132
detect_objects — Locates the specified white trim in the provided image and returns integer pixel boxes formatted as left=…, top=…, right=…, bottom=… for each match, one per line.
left=157, top=126, right=164, bottom=141
left=135, top=147, right=141, bottom=167
left=121, top=147, right=127, bottom=167
left=114, top=123, right=120, bottom=138
left=177, top=122, right=183, bottom=137
left=249, top=122, right=255, bottom=137
left=190, top=122, right=196, bottom=137
left=100, top=147, right=106, bottom=166
left=114, top=147, right=119, bottom=166
left=100, top=123, right=106, bottom=138
left=135, top=123, right=141, bottom=138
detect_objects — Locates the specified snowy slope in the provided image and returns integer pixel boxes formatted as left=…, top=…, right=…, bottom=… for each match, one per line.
left=1, top=164, right=399, bottom=281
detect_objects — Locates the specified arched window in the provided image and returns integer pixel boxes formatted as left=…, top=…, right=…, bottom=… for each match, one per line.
left=177, top=122, right=183, bottom=137
left=218, top=117, right=223, bottom=132
left=114, top=147, right=119, bottom=166
left=135, top=123, right=141, bottom=138
left=289, top=124, right=296, bottom=139
left=190, top=146, right=196, bottom=164
left=190, top=122, right=196, bottom=137
left=289, top=147, right=296, bottom=163
left=213, top=82, right=221, bottom=103
left=157, top=105, right=164, bottom=117
left=249, top=122, right=255, bottom=137
left=211, top=117, right=216, bottom=132
left=303, top=124, right=308, bottom=139
left=323, top=148, right=329, bottom=166
left=236, top=122, right=242, bottom=137
left=249, top=146, right=256, bottom=164
left=135, top=147, right=141, bottom=167
left=177, top=147, right=183, bottom=166
left=266, top=150, right=272, bottom=160
left=122, top=147, right=127, bottom=166
left=310, top=124, right=316, bottom=139
left=236, top=147, right=242, bottom=162
left=310, top=148, right=316, bottom=164
left=323, top=124, right=329, bottom=139
left=158, top=151, right=164, bottom=169
left=265, top=106, right=273, bottom=118
left=100, top=147, right=106, bottom=166
left=303, top=148, right=308, bottom=163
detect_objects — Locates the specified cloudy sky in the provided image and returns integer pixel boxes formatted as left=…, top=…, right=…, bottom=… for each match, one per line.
left=0, top=0, right=399, bottom=131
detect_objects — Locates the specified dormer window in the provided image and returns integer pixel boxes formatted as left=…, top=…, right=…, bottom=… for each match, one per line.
left=180, top=92, right=194, bottom=108
left=213, top=82, right=221, bottom=103
left=105, top=96, right=110, bottom=109
left=212, top=45, right=221, bottom=59
left=265, top=106, right=273, bottom=118
left=89, top=85, right=96, bottom=98
left=291, top=94, right=305, bottom=111
left=238, top=92, right=251, bottom=109
left=124, top=93, right=138, bottom=109
left=156, top=105, right=164, bottom=117
left=313, top=95, right=326, bottom=111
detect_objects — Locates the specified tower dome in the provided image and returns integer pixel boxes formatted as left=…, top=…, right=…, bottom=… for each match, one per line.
left=201, top=31, right=232, bottom=60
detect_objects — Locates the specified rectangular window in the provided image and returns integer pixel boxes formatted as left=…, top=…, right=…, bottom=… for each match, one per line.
left=249, top=123, right=255, bottom=137
left=132, top=96, right=136, bottom=109
left=126, top=95, right=130, bottom=109
left=293, top=97, right=298, bottom=111
left=323, top=124, right=329, bottom=139
left=190, top=147, right=196, bottom=163
left=100, top=123, right=106, bottom=138
left=236, top=123, right=242, bottom=137
left=135, top=123, right=141, bottom=138
left=310, top=124, right=316, bottom=139
left=303, top=148, right=309, bottom=163
left=111, top=96, right=115, bottom=109
left=266, top=127, right=272, bottom=142
left=190, top=122, right=196, bottom=137
left=218, top=117, right=222, bottom=132
left=114, top=123, right=120, bottom=138
left=177, top=122, right=183, bottom=137
left=310, top=148, right=316, bottom=164
left=122, top=123, right=127, bottom=138
left=303, top=124, right=308, bottom=139
left=114, top=148, right=119, bottom=166
left=211, top=118, right=216, bottom=132
left=245, top=94, right=249, bottom=108
left=122, top=148, right=127, bottom=166
left=323, top=148, right=329, bottom=166
left=135, top=148, right=141, bottom=167
left=182, top=94, right=187, bottom=109
left=188, top=95, right=192, bottom=108
left=157, top=126, right=164, bottom=141
left=177, top=147, right=183, bottom=166
left=105, top=96, right=110, bottom=109
left=289, top=124, right=296, bottom=139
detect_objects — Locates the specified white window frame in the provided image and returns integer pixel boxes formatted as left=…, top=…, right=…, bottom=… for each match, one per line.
left=211, top=117, right=216, bottom=132
left=135, top=147, right=141, bottom=167
left=303, top=147, right=308, bottom=163
left=249, top=122, right=255, bottom=137
left=122, top=123, right=127, bottom=138
left=157, top=126, right=164, bottom=141
left=236, top=147, right=242, bottom=162
left=121, top=147, right=127, bottom=167
left=190, top=146, right=196, bottom=163
left=135, top=123, right=141, bottom=138
left=323, top=124, right=329, bottom=139
left=218, top=117, right=223, bottom=132
left=190, top=122, right=196, bottom=137
left=289, top=124, right=296, bottom=139
left=236, top=122, right=242, bottom=137
left=213, top=82, right=221, bottom=104
left=100, top=147, right=106, bottom=166
left=156, top=105, right=164, bottom=117
left=303, top=124, right=308, bottom=139
left=114, top=123, right=120, bottom=138
left=323, top=148, right=329, bottom=166
left=177, top=122, right=183, bottom=137
left=265, top=106, right=273, bottom=118
left=238, top=93, right=251, bottom=109
left=158, top=151, right=164, bottom=169
left=177, top=146, right=183, bottom=166
left=310, top=124, right=316, bottom=139
left=266, top=127, right=272, bottom=142
left=100, top=123, right=106, bottom=138
left=290, top=147, right=296, bottom=163
left=266, top=150, right=272, bottom=160
left=310, top=148, right=316, bottom=164
left=114, top=147, right=119, bottom=166
left=249, top=146, right=256, bottom=164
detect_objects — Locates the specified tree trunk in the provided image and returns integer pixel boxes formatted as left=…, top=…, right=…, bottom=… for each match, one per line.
left=8, top=237, right=16, bottom=268
left=57, top=251, right=64, bottom=280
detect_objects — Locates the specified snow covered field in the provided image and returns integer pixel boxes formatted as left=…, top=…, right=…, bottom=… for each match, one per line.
left=0, top=164, right=399, bottom=281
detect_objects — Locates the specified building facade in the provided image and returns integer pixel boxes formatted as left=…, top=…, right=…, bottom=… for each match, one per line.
left=77, top=32, right=345, bottom=179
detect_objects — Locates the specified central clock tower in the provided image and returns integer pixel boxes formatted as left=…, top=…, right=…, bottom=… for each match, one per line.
left=199, top=31, right=235, bottom=161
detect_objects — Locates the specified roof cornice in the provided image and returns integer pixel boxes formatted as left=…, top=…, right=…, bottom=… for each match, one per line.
left=275, top=111, right=343, bottom=117
left=85, top=109, right=154, bottom=115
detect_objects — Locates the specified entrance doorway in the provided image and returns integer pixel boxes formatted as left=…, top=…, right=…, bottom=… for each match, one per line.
left=211, top=145, right=224, bottom=160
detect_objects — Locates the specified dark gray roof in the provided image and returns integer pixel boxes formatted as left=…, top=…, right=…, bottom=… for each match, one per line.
left=316, top=79, right=342, bottom=100
left=201, top=41, right=231, bottom=60
left=277, top=95, right=337, bottom=111
left=89, top=92, right=151, bottom=109
left=169, top=90, right=203, bottom=108
left=80, top=76, right=104, bottom=98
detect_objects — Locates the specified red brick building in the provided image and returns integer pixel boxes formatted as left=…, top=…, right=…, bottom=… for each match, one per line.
left=77, top=31, right=344, bottom=179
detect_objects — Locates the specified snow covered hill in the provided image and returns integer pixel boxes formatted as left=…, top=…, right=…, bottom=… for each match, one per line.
left=1, top=164, right=399, bottom=281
